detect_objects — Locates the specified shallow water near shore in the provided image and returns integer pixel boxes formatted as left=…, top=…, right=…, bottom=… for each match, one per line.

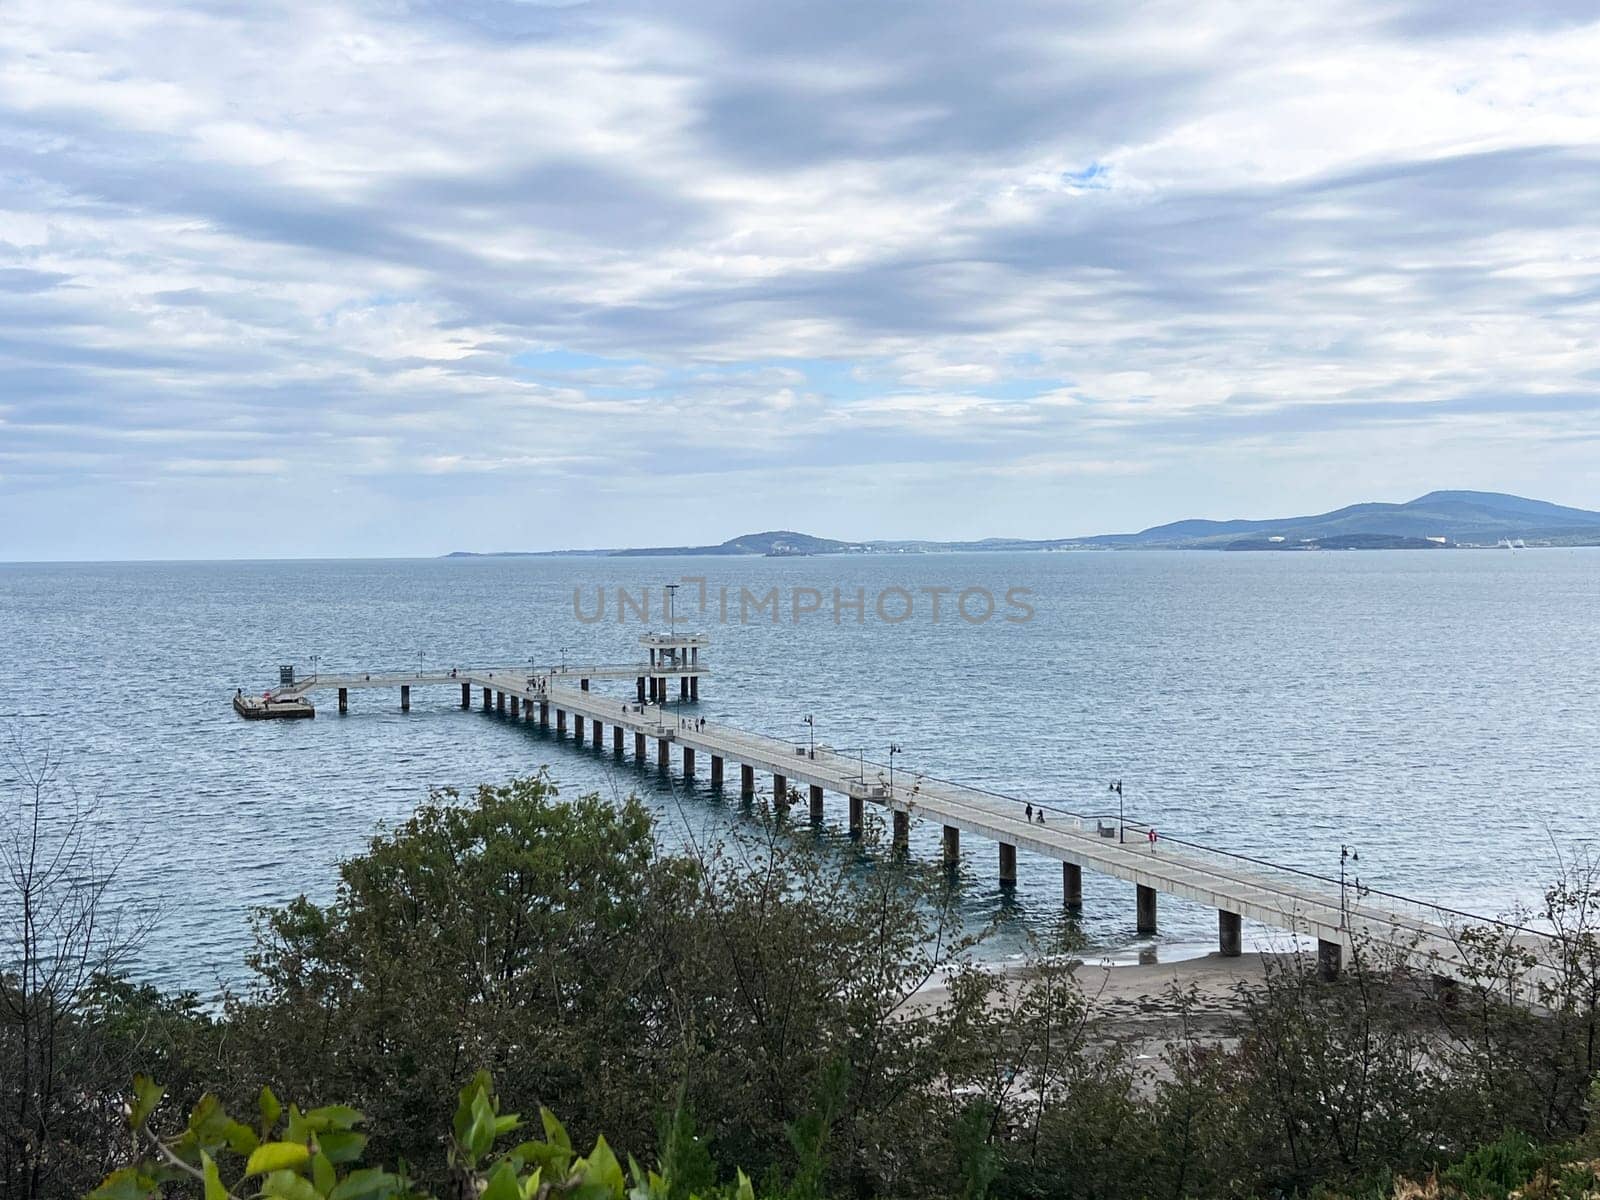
left=2, top=548, right=1597, bottom=995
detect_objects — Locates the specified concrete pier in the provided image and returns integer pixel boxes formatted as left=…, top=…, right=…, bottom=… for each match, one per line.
left=893, top=809, right=910, bottom=848
left=508, top=694, right=518, bottom=717
left=1137, top=884, right=1158, bottom=934
left=247, top=641, right=1565, bottom=996
left=810, top=784, right=824, bottom=822
left=773, top=772, right=787, bottom=809
left=496, top=691, right=505, bottom=714
left=711, top=755, right=724, bottom=787
left=684, top=747, right=695, bottom=778
left=1063, top=862, right=1083, bottom=908
left=1219, top=909, right=1242, bottom=957
left=573, top=714, right=584, bottom=743
left=613, top=726, right=623, bottom=754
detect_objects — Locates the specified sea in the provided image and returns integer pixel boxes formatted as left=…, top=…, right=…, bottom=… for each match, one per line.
left=2, top=548, right=1597, bottom=996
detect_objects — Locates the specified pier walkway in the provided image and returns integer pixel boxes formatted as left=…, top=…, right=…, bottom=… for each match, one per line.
left=253, top=647, right=1558, bottom=995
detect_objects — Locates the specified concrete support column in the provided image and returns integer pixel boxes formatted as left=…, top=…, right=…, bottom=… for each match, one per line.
left=892, top=809, right=910, bottom=848
left=400, top=685, right=410, bottom=712
left=1063, top=863, right=1083, bottom=909
left=849, top=794, right=864, bottom=836
left=556, top=709, right=566, bottom=734
left=460, top=682, right=470, bottom=709
left=580, top=678, right=589, bottom=691
left=690, top=676, right=699, bottom=701
left=684, top=747, right=695, bottom=778
left=508, top=695, right=518, bottom=718
left=740, top=764, right=754, bottom=799
left=649, top=677, right=659, bottom=702
left=999, top=842, right=1018, bottom=887
left=656, top=738, right=669, bottom=769
left=1317, top=938, right=1343, bottom=982
left=773, top=773, right=787, bottom=809
left=711, top=755, right=724, bottom=787
left=573, top=714, right=584, bottom=742
left=539, top=701, right=549, bottom=728
left=942, top=825, right=960, bottom=867
left=338, top=687, right=348, bottom=714
left=1136, top=885, right=1158, bottom=934
left=680, top=677, right=689, bottom=701
left=809, top=784, right=825, bottom=822
left=637, top=676, right=646, bottom=703
left=1219, top=910, right=1242, bottom=957
left=590, top=719, right=600, bottom=747
left=496, top=692, right=505, bottom=714
left=613, top=726, right=623, bottom=754
left=482, top=687, right=491, bottom=711
left=634, top=731, right=646, bottom=759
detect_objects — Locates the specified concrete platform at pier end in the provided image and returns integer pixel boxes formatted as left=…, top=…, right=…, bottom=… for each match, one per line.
left=233, top=692, right=315, bottom=719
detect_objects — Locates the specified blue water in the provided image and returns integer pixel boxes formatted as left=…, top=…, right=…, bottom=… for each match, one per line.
left=2, top=550, right=1597, bottom=994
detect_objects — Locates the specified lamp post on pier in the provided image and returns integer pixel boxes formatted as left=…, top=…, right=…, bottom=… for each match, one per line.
left=803, top=714, right=815, bottom=758
left=1110, top=780, right=1124, bottom=843
left=1340, top=844, right=1360, bottom=930
left=889, top=743, right=903, bottom=794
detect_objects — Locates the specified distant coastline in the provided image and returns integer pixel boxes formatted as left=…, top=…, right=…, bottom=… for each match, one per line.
left=444, top=490, right=1600, bottom=558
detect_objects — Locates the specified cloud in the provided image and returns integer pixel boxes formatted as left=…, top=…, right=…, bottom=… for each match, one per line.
left=1, top=0, right=1598, bottom=556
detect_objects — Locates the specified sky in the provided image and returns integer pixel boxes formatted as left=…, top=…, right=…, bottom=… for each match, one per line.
left=2, top=1, right=1599, bottom=559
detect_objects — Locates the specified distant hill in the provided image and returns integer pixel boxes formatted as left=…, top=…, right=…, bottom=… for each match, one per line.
left=442, top=491, right=1600, bottom=557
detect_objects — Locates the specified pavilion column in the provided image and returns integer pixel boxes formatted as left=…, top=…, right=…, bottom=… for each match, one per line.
left=1219, top=910, right=1242, bottom=957
left=809, top=784, right=824, bottom=822
left=999, top=843, right=1017, bottom=887
left=680, top=677, right=689, bottom=701
left=690, top=676, right=699, bottom=701
left=637, top=676, right=646, bottom=703
left=1137, top=885, right=1158, bottom=934
left=942, top=825, right=960, bottom=868
left=1063, top=863, right=1083, bottom=909
left=400, top=685, right=410, bottom=712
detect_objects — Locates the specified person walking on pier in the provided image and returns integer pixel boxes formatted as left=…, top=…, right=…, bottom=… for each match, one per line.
left=1025, top=802, right=1033, bottom=821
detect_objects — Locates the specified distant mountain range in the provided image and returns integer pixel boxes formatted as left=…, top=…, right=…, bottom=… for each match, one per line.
left=443, top=491, right=1600, bottom=557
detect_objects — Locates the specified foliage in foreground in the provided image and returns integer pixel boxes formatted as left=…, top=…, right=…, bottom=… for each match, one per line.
left=91, top=1070, right=759, bottom=1200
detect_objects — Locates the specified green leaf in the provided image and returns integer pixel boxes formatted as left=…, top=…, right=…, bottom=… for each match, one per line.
left=312, top=1152, right=336, bottom=1196
left=189, top=1094, right=231, bottom=1145
left=285, top=1104, right=311, bottom=1144
left=466, top=1090, right=497, bottom=1161
left=578, top=1135, right=625, bottom=1197
left=317, top=1130, right=368, bottom=1165
left=304, top=1105, right=364, bottom=1132
left=518, top=1167, right=543, bottom=1200
left=453, top=1070, right=493, bottom=1148
left=130, top=1075, right=165, bottom=1131
left=87, top=1166, right=161, bottom=1200
left=224, top=1120, right=261, bottom=1156
left=259, top=1087, right=282, bottom=1137
left=480, top=1161, right=521, bottom=1200
left=201, top=1151, right=228, bottom=1200
left=246, top=1141, right=312, bottom=1177
left=735, top=1167, right=754, bottom=1200
left=262, top=1169, right=322, bottom=1200
left=327, top=1168, right=400, bottom=1200
left=540, top=1107, right=572, bottom=1153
